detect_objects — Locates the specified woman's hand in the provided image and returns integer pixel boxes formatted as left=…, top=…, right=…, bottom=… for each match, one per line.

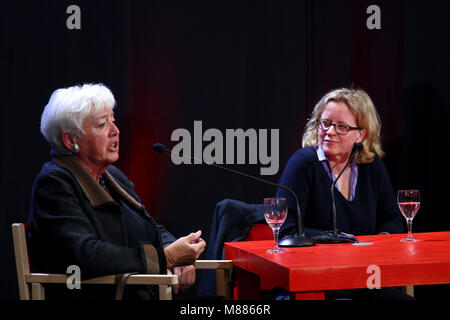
left=164, top=230, right=206, bottom=269
left=167, top=265, right=196, bottom=294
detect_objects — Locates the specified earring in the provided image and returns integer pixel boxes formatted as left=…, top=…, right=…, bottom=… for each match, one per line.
left=72, top=143, right=80, bottom=154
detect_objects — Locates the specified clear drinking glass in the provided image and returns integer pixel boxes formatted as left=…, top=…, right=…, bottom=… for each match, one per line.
left=397, top=190, right=420, bottom=242
left=264, top=197, right=288, bottom=253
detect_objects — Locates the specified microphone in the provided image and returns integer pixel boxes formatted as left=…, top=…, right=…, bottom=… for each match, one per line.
left=152, top=143, right=316, bottom=247
left=152, top=143, right=170, bottom=153
left=316, top=142, right=363, bottom=243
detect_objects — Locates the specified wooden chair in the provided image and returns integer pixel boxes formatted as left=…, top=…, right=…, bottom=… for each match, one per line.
left=12, top=223, right=233, bottom=300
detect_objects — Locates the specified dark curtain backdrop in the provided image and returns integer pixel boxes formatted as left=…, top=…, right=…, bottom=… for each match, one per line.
left=1, top=0, right=449, bottom=299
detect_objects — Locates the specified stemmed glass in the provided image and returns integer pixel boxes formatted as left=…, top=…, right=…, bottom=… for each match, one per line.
left=397, top=190, right=421, bottom=242
left=264, top=197, right=288, bottom=253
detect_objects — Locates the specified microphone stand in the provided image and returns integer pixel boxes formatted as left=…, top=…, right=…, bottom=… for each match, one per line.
left=153, top=143, right=316, bottom=247
left=315, top=143, right=363, bottom=243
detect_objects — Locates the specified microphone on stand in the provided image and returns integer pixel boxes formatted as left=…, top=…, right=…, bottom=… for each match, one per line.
left=315, top=142, right=364, bottom=243
left=152, top=143, right=316, bottom=247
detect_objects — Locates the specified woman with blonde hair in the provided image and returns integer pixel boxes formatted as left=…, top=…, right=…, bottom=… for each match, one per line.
left=276, top=87, right=410, bottom=300
left=277, top=87, right=402, bottom=238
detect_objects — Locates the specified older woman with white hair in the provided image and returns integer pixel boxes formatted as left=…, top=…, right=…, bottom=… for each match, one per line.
left=28, top=83, right=206, bottom=300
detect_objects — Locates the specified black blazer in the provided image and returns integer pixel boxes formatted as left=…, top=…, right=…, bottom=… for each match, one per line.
left=28, top=155, right=176, bottom=281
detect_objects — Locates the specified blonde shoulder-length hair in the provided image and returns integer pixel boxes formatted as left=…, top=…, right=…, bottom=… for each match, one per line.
left=302, top=88, right=384, bottom=164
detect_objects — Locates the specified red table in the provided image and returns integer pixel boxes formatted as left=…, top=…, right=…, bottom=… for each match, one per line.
left=224, top=232, right=450, bottom=300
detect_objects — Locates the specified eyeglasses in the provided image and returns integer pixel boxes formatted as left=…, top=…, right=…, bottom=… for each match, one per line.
left=317, top=119, right=362, bottom=135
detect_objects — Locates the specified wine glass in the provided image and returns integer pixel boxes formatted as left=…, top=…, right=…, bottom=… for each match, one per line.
left=264, top=197, right=288, bottom=253
left=397, top=190, right=420, bottom=242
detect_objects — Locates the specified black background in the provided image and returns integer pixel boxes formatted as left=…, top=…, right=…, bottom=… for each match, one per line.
left=1, top=0, right=449, bottom=300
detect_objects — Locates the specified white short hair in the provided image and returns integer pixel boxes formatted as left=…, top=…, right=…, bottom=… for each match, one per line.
left=40, top=83, right=116, bottom=155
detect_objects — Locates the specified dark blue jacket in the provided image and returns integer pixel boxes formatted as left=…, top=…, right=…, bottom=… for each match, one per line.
left=277, top=146, right=403, bottom=238
left=198, top=199, right=264, bottom=296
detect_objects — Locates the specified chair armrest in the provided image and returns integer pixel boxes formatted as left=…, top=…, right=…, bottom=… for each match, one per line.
left=194, top=260, right=233, bottom=298
left=194, top=260, right=233, bottom=269
left=26, top=273, right=178, bottom=285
